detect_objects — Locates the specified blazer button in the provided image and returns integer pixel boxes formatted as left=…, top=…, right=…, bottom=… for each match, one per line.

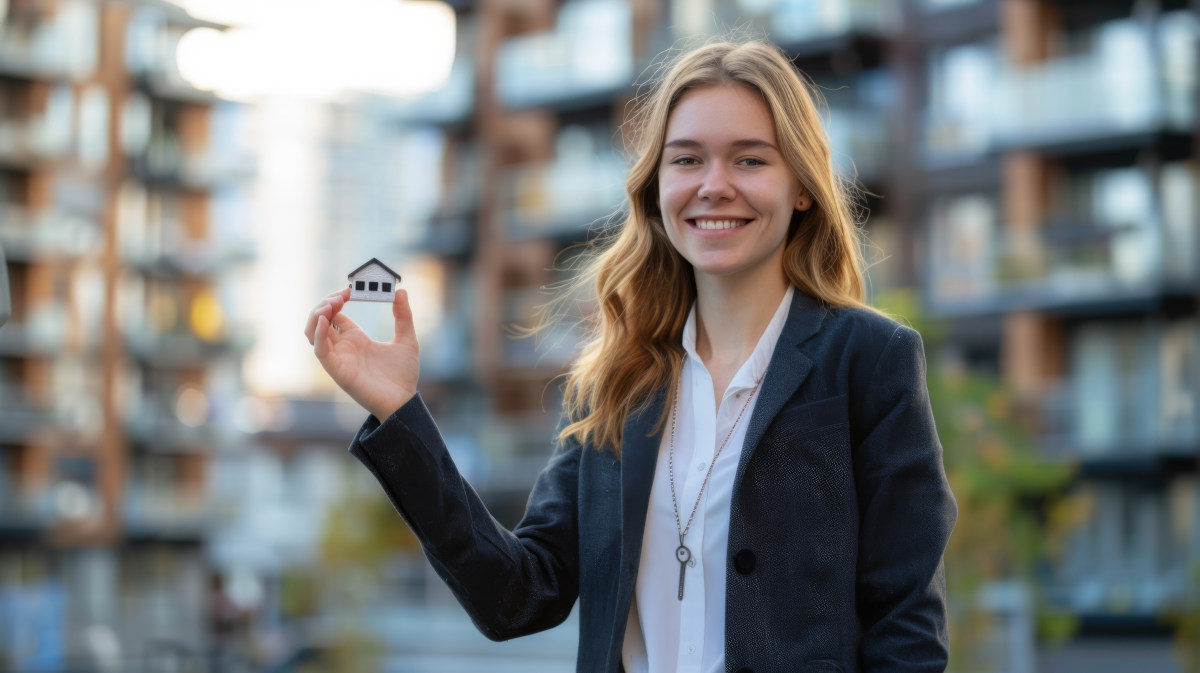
left=734, top=549, right=756, bottom=574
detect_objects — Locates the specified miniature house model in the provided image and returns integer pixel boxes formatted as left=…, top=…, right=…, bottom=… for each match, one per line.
left=347, top=258, right=401, bottom=302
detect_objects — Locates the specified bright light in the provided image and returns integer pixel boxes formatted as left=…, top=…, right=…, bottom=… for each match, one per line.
left=174, top=0, right=457, bottom=101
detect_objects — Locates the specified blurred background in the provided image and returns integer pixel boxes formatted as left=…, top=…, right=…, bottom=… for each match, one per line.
left=0, top=0, right=1197, bottom=671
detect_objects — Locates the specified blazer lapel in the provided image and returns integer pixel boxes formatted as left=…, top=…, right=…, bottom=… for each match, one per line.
left=619, top=388, right=665, bottom=569
left=610, top=387, right=665, bottom=654
left=735, top=290, right=827, bottom=486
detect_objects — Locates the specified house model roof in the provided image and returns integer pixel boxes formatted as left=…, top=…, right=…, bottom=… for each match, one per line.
left=347, top=257, right=402, bottom=281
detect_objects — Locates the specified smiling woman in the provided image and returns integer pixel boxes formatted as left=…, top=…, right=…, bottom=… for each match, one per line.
left=306, top=37, right=957, bottom=673
left=173, top=0, right=456, bottom=101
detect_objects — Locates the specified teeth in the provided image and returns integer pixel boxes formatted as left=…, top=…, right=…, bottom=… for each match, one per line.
left=694, top=219, right=746, bottom=230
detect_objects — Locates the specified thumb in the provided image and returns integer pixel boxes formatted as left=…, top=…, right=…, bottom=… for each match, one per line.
left=392, top=289, right=417, bottom=344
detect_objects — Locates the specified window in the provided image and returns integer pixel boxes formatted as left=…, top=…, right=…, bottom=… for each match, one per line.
left=382, top=283, right=391, bottom=292
left=355, top=281, right=365, bottom=290
left=369, top=282, right=379, bottom=291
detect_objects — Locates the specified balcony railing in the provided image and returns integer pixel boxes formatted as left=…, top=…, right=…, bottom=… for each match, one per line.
left=420, top=315, right=473, bottom=383
left=124, top=401, right=218, bottom=452
left=123, top=487, right=216, bottom=539
left=925, top=218, right=1195, bottom=315
left=123, top=329, right=253, bottom=368
left=924, top=21, right=1197, bottom=160
left=826, top=107, right=888, bottom=183
left=122, top=235, right=256, bottom=275
left=500, top=153, right=626, bottom=241
left=766, top=0, right=897, bottom=44
left=1050, top=482, right=1194, bottom=614
left=131, top=142, right=256, bottom=189
left=495, top=0, right=632, bottom=109
left=388, top=59, right=475, bottom=125
left=0, top=2, right=99, bottom=80
left=0, top=308, right=69, bottom=356
left=0, top=491, right=56, bottom=534
left=0, top=204, right=101, bottom=260
left=0, top=382, right=55, bottom=443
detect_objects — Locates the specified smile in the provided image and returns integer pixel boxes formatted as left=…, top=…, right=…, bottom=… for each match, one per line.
left=689, top=218, right=752, bottom=231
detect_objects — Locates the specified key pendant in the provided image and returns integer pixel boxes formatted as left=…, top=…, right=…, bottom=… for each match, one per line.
left=675, top=543, right=692, bottom=600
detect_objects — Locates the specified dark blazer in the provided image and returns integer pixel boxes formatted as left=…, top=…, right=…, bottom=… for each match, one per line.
left=349, top=290, right=958, bottom=673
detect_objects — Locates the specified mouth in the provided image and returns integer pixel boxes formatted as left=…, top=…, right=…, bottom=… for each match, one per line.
left=688, top=218, right=752, bottom=231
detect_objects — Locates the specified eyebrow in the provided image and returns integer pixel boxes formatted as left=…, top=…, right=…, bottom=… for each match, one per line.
left=663, top=138, right=781, bottom=152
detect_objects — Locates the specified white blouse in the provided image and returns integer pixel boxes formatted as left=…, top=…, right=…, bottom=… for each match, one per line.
left=622, top=285, right=794, bottom=673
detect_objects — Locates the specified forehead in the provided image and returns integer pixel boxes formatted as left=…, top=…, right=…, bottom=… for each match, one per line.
left=664, top=82, right=777, bottom=142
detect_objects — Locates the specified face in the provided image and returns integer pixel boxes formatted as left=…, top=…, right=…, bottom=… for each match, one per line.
left=657, top=82, right=810, bottom=286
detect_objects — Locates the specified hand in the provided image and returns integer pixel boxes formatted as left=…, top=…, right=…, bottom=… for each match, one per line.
left=304, top=287, right=420, bottom=420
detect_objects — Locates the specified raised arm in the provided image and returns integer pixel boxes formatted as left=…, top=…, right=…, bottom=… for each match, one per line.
left=304, top=288, right=580, bottom=639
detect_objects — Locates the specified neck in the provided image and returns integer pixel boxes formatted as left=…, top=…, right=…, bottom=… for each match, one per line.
left=693, top=271, right=788, bottom=370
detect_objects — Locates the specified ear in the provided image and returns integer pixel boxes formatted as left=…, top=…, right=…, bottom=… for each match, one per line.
left=795, top=187, right=812, bottom=212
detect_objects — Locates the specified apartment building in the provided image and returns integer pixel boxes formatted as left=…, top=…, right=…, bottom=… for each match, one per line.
left=390, top=0, right=1199, bottom=669
left=0, top=0, right=251, bottom=668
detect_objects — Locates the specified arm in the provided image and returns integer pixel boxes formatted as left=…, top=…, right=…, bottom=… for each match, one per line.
left=305, top=288, right=579, bottom=639
left=350, top=395, right=580, bottom=640
left=853, top=325, right=957, bottom=671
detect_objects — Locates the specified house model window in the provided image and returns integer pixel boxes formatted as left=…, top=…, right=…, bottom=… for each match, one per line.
left=347, top=258, right=401, bottom=302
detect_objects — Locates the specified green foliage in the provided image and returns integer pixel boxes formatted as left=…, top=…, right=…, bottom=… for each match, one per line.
left=875, top=290, right=1082, bottom=671
left=1173, top=564, right=1200, bottom=673
left=282, top=474, right=422, bottom=673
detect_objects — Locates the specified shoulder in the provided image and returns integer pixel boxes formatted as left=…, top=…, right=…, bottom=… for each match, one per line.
left=818, top=304, right=918, bottom=357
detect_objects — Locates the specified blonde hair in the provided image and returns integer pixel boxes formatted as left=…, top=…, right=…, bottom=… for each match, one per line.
left=554, top=38, right=872, bottom=453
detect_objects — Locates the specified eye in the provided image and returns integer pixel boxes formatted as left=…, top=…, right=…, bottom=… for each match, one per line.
left=669, top=156, right=699, bottom=166
left=736, top=157, right=766, bottom=167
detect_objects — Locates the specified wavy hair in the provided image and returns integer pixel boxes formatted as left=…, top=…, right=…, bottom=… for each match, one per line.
left=552, top=38, right=872, bottom=453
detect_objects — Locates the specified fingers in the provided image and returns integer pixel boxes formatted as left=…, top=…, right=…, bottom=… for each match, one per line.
left=305, top=289, right=351, bottom=345
left=331, top=311, right=356, bottom=336
left=392, top=289, right=416, bottom=344
left=314, top=314, right=331, bottom=360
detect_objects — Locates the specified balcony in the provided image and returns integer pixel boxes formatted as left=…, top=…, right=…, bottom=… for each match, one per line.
left=500, top=148, right=626, bottom=241
left=123, top=487, right=216, bottom=541
left=130, top=142, right=256, bottom=190
left=826, top=106, right=889, bottom=184
left=0, top=113, right=73, bottom=168
left=124, top=400, right=219, bottom=453
left=0, top=307, right=69, bottom=357
left=122, top=236, right=256, bottom=276
left=0, top=491, right=55, bottom=537
left=123, top=329, right=253, bottom=369
left=125, top=5, right=227, bottom=104
left=0, top=381, right=55, bottom=444
left=924, top=16, right=1197, bottom=163
left=387, top=59, right=475, bottom=126
left=420, top=314, right=473, bottom=383
left=917, top=0, right=998, bottom=44
left=1049, top=481, right=1195, bottom=615
left=1035, top=320, right=1200, bottom=474
left=925, top=216, right=1196, bottom=317
left=0, top=204, right=101, bottom=260
left=0, top=3, right=99, bottom=81
left=765, top=0, right=896, bottom=51
left=495, top=0, right=632, bottom=110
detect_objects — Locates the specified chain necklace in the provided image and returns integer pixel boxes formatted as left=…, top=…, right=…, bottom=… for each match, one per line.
left=667, top=370, right=762, bottom=601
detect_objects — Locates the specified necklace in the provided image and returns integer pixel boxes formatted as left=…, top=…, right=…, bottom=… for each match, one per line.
left=668, top=370, right=762, bottom=601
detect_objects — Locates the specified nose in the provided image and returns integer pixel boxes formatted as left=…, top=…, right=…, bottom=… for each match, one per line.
left=697, top=164, right=735, bottom=201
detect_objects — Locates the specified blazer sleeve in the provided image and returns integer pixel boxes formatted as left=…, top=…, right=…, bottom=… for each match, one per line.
left=348, top=392, right=581, bottom=641
left=852, top=324, right=957, bottom=671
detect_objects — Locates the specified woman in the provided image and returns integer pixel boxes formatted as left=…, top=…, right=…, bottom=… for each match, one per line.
left=305, top=39, right=956, bottom=673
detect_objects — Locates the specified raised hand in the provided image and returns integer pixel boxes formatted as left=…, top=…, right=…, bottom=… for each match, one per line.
left=304, top=287, right=420, bottom=421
